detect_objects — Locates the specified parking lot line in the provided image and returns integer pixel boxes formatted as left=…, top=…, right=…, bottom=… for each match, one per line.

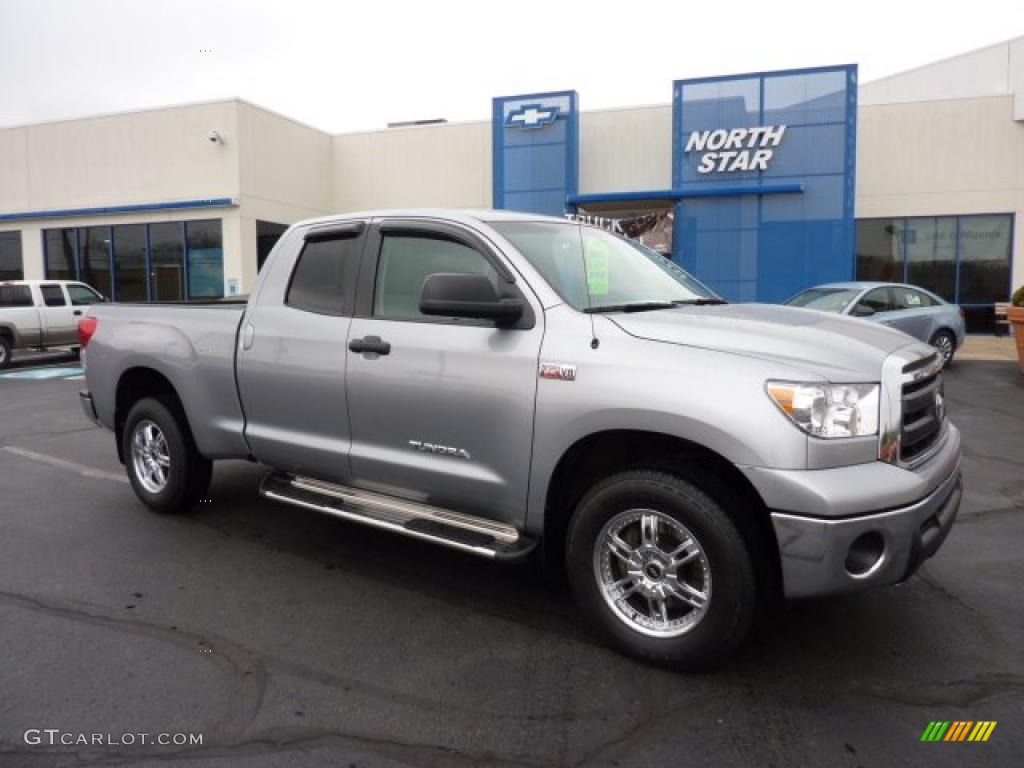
left=1, top=446, right=128, bottom=484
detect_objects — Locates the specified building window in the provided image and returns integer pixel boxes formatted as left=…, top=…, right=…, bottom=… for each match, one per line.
left=45, top=219, right=224, bottom=302
left=80, top=226, right=113, bottom=299
left=856, top=214, right=1014, bottom=333
left=149, top=222, right=186, bottom=301
left=257, top=221, right=288, bottom=272
left=855, top=219, right=902, bottom=283
left=186, top=220, right=224, bottom=299
left=45, top=229, right=77, bottom=281
left=905, top=217, right=956, bottom=302
left=113, top=224, right=148, bottom=302
left=0, top=231, right=23, bottom=280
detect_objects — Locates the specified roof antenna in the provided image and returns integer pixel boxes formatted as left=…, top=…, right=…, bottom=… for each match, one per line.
left=576, top=221, right=600, bottom=350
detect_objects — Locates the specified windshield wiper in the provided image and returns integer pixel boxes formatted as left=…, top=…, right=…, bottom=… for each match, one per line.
left=583, top=301, right=678, bottom=314
left=672, top=298, right=728, bottom=306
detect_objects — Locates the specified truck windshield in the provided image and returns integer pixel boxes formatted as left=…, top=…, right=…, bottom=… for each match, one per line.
left=491, top=221, right=721, bottom=312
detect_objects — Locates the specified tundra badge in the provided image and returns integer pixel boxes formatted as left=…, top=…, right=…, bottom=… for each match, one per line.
left=408, top=440, right=471, bottom=460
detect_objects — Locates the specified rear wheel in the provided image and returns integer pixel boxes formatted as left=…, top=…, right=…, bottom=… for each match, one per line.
left=930, top=330, right=956, bottom=367
left=122, top=397, right=211, bottom=514
left=0, top=335, right=10, bottom=370
left=566, top=470, right=756, bottom=669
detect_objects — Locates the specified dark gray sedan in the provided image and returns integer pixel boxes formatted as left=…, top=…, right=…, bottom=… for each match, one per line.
left=785, top=282, right=966, bottom=365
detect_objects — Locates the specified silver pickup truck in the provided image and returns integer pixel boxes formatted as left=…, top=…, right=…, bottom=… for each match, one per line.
left=79, top=210, right=962, bottom=668
left=0, top=280, right=106, bottom=368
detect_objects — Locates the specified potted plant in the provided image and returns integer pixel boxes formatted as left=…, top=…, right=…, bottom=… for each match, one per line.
left=1010, top=286, right=1024, bottom=374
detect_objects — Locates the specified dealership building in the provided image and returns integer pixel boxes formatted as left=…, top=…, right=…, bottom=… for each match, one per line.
left=1, top=36, right=1021, bottom=331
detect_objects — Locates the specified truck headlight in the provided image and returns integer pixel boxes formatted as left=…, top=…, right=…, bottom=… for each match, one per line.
left=765, top=381, right=880, bottom=438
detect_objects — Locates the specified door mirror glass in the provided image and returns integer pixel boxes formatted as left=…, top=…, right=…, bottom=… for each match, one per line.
left=419, top=273, right=523, bottom=325
left=851, top=303, right=876, bottom=317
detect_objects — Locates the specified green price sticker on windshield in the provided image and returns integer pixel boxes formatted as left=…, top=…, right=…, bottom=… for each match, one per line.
left=585, top=250, right=610, bottom=295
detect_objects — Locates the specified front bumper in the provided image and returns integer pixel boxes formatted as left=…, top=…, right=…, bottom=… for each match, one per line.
left=742, top=423, right=962, bottom=599
left=769, top=462, right=961, bottom=597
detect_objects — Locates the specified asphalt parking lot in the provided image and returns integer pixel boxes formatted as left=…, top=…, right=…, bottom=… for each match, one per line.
left=1, top=350, right=1022, bottom=767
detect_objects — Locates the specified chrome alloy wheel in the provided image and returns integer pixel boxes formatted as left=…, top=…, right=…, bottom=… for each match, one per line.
left=933, top=334, right=955, bottom=365
left=594, top=509, right=711, bottom=637
left=131, top=419, right=171, bottom=494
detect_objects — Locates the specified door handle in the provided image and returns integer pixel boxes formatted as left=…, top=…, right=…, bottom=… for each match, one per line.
left=241, top=324, right=255, bottom=351
left=73, top=310, right=82, bottom=316
left=348, top=335, right=391, bottom=356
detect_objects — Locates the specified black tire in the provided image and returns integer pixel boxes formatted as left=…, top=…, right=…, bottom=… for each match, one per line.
left=566, top=470, right=756, bottom=670
left=0, top=335, right=11, bottom=370
left=122, top=396, right=212, bottom=514
left=930, top=329, right=956, bottom=367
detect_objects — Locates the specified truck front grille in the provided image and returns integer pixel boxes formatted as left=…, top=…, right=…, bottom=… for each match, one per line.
left=900, top=355, right=944, bottom=464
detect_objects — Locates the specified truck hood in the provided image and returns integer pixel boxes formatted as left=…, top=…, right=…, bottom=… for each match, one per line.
left=609, top=303, right=925, bottom=381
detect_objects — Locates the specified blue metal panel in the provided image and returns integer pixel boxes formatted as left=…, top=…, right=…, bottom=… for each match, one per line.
left=673, top=65, right=858, bottom=303
left=492, top=91, right=578, bottom=216
left=0, top=197, right=236, bottom=222
left=568, top=183, right=803, bottom=206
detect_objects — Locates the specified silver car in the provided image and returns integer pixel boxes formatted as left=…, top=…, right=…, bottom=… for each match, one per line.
left=785, top=282, right=966, bottom=365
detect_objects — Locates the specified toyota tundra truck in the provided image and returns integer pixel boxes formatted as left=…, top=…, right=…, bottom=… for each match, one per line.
left=77, top=210, right=962, bottom=668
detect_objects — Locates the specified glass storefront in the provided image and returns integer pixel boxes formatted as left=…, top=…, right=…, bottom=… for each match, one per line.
left=856, top=214, right=1013, bottom=332
left=44, top=219, right=223, bottom=302
left=0, top=231, right=22, bottom=279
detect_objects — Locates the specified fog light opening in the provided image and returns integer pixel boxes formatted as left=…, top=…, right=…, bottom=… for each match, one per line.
left=845, top=531, right=885, bottom=577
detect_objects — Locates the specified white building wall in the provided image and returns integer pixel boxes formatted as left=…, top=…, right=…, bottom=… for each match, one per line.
left=331, top=121, right=491, bottom=211
left=234, top=101, right=334, bottom=289
left=860, top=36, right=1024, bottom=119
left=856, top=94, right=1024, bottom=295
left=580, top=105, right=672, bottom=193
left=0, top=100, right=243, bottom=284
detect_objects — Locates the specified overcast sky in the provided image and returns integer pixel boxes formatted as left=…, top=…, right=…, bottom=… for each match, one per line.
left=0, top=0, right=1020, bottom=133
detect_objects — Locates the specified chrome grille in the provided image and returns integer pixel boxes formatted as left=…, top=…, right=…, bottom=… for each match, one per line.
left=899, top=355, right=944, bottom=464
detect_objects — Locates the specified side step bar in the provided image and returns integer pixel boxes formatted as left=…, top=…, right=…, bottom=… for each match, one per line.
left=259, top=472, right=536, bottom=561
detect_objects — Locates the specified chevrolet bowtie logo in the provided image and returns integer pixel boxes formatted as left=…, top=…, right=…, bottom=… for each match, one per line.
left=506, top=103, right=559, bottom=128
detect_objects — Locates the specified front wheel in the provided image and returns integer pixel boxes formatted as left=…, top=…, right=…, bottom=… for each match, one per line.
left=566, top=470, right=756, bottom=669
left=122, top=397, right=212, bottom=514
left=0, top=335, right=11, bottom=370
left=930, top=330, right=956, bottom=367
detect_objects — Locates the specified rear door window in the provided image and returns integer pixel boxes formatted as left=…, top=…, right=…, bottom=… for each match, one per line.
left=893, top=288, right=936, bottom=309
left=0, top=284, right=33, bottom=307
left=286, top=235, right=362, bottom=316
left=40, top=284, right=67, bottom=306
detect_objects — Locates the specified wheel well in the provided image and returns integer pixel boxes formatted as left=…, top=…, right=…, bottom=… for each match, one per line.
left=0, top=326, right=13, bottom=344
left=543, top=430, right=780, bottom=588
left=114, top=368, right=184, bottom=463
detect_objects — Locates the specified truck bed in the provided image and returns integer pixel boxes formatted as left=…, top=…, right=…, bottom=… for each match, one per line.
left=84, top=301, right=251, bottom=460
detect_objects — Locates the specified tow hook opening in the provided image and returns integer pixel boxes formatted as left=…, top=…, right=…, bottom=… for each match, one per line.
left=845, top=531, right=886, bottom=577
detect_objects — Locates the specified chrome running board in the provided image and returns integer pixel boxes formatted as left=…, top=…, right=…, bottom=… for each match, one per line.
left=259, top=472, right=536, bottom=561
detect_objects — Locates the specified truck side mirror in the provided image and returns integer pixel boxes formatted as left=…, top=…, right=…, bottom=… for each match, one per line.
left=419, top=273, right=524, bottom=325
left=851, top=303, right=876, bottom=317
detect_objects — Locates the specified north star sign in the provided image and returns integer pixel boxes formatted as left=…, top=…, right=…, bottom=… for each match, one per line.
left=685, top=124, right=787, bottom=173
